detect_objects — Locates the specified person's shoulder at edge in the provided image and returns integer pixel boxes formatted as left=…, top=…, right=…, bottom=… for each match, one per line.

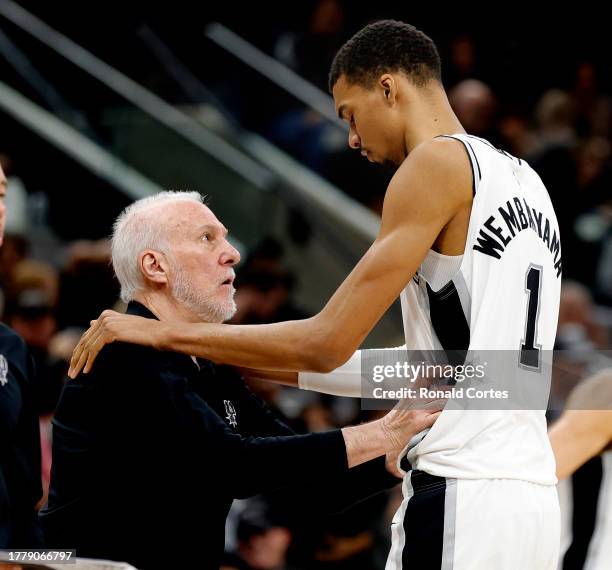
left=0, top=321, right=31, bottom=379
left=0, top=321, right=28, bottom=355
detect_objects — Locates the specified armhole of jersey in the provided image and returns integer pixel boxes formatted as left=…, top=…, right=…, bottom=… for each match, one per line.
left=436, top=135, right=481, bottom=196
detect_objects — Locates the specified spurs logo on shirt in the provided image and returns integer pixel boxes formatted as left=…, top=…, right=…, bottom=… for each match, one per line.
left=224, top=400, right=238, bottom=428
left=0, top=354, right=8, bottom=386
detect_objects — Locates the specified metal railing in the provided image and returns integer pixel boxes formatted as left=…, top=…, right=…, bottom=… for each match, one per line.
left=0, top=80, right=164, bottom=201
left=205, top=22, right=344, bottom=130
left=0, top=0, right=274, bottom=191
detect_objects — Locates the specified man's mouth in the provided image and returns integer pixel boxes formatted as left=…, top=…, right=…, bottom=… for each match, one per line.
left=221, top=276, right=235, bottom=286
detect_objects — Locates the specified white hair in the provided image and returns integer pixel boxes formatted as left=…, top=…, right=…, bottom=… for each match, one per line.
left=111, top=191, right=204, bottom=303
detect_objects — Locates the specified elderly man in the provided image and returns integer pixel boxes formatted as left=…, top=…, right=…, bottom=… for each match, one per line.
left=40, top=191, right=439, bottom=569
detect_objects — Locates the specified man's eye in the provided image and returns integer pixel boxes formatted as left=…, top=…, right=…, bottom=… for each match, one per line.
left=201, top=234, right=211, bottom=241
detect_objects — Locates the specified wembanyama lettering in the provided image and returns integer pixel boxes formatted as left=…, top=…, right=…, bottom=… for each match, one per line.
left=473, top=197, right=562, bottom=278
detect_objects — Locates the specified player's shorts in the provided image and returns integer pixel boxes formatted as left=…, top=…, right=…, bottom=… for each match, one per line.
left=385, top=470, right=560, bottom=570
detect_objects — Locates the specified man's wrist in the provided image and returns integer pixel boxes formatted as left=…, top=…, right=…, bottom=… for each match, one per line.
left=153, top=320, right=172, bottom=351
left=342, top=420, right=390, bottom=468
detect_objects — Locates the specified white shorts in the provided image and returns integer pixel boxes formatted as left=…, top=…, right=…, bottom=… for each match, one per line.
left=386, top=470, right=560, bottom=570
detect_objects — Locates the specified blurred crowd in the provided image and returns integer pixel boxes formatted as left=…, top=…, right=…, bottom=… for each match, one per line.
left=1, top=3, right=611, bottom=569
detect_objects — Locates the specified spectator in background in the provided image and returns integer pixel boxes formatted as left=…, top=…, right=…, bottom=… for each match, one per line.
left=448, top=79, right=498, bottom=142
left=231, top=237, right=308, bottom=326
left=56, top=239, right=121, bottom=330
left=444, top=34, right=478, bottom=88
left=570, top=61, right=612, bottom=139
left=224, top=498, right=294, bottom=570
left=557, top=280, right=608, bottom=350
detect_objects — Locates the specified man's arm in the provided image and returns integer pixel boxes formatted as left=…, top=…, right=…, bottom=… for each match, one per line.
left=241, top=345, right=407, bottom=398
left=549, top=370, right=612, bottom=480
left=549, top=410, right=612, bottom=480
left=69, top=138, right=471, bottom=377
left=225, top=373, right=402, bottom=510
left=180, top=387, right=441, bottom=498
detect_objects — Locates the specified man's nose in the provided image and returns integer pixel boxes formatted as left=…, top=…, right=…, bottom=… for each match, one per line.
left=220, top=242, right=241, bottom=266
left=348, top=129, right=361, bottom=150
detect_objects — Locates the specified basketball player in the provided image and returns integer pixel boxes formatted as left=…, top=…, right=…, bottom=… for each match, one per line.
left=69, top=20, right=562, bottom=569
left=549, top=369, right=612, bottom=569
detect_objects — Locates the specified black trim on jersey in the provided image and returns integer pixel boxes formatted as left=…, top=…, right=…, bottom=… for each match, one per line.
left=562, top=456, right=603, bottom=570
left=427, top=281, right=470, bottom=365
left=436, top=135, right=480, bottom=196
left=467, top=134, right=522, bottom=166
left=401, top=471, right=447, bottom=569
left=463, top=139, right=481, bottom=182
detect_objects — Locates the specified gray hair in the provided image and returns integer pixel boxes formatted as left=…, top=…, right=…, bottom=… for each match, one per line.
left=111, top=191, right=204, bottom=303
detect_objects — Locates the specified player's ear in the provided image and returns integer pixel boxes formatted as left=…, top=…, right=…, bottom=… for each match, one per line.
left=139, top=250, right=169, bottom=286
left=379, top=74, right=397, bottom=106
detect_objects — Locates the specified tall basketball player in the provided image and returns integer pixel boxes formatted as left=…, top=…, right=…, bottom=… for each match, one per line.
left=69, top=20, right=562, bottom=569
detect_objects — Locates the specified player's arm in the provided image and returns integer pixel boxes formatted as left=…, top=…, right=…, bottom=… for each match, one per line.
left=240, top=345, right=408, bottom=397
left=549, top=409, right=612, bottom=480
left=69, top=138, right=471, bottom=377
left=549, top=370, right=612, bottom=480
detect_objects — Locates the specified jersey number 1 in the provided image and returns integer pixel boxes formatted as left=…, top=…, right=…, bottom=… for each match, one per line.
left=520, top=265, right=542, bottom=369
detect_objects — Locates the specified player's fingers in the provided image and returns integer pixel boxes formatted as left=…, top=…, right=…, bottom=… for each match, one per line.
left=83, top=344, right=101, bottom=375
left=69, top=343, right=90, bottom=378
left=82, top=329, right=109, bottom=374
left=69, top=323, right=101, bottom=377
left=68, top=339, right=85, bottom=378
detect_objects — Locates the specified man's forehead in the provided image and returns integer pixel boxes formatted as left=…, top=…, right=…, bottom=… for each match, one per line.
left=171, top=201, right=226, bottom=233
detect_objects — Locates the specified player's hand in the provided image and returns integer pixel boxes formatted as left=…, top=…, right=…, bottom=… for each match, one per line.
left=68, top=310, right=163, bottom=378
left=385, top=449, right=405, bottom=479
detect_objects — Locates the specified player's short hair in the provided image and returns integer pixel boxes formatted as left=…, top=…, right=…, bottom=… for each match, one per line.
left=329, top=20, right=441, bottom=92
left=111, top=191, right=205, bottom=303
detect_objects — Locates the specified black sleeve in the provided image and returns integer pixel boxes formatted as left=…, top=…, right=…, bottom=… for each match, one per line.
left=180, top=389, right=348, bottom=499
left=218, top=371, right=400, bottom=511
left=213, top=366, right=295, bottom=438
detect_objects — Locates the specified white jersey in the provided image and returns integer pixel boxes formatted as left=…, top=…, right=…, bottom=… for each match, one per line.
left=401, top=134, right=561, bottom=485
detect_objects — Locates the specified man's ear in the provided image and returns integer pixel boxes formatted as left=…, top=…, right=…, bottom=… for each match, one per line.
left=379, top=74, right=397, bottom=106
left=139, top=250, right=169, bottom=286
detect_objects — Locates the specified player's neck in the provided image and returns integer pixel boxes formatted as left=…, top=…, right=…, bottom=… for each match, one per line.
left=403, top=89, right=466, bottom=152
left=133, top=291, right=202, bottom=324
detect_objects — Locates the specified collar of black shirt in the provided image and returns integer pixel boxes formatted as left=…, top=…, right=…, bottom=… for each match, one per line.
left=125, top=301, right=215, bottom=375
